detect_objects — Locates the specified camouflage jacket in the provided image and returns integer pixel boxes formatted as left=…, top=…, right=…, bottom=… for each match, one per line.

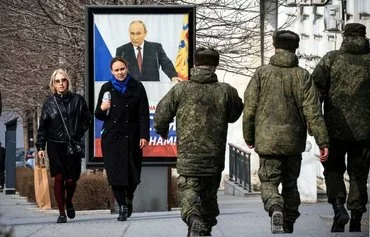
left=154, top=67, right=243, bottom=175
left=312, top=36, right=370, bottom=141
left=243, top=49, right=329, bottom=155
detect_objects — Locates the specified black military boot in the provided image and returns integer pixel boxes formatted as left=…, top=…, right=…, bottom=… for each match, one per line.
left=283, top=219, right=294, bottom=233
left=117, top=205, right=128, bottom=221
left=270, top=205, right=284, bottom=234
left=187, top=215, right=206, bottom=237
left=349, top=210, right=362, bottom=232
left=331, top=198, right=349, bottom=232
left=202, top=225, right=212, bottom=236
left=203, top=220, right=215, bottom=236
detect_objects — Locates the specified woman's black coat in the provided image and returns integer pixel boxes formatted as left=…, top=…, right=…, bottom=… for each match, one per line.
left=95, top=78, right=149, bottom=186
left=36, top=92, right=92, bottom=151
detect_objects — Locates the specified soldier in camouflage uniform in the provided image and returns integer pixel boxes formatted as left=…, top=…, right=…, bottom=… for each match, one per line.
left=154, top=47, right=243, bottom=237
left=243, top=30, right=329, bottom=234
left=311, top=23, right=370, bottom=233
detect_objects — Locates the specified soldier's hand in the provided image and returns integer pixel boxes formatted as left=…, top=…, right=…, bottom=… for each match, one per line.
left=247, top=144, right=254, bottom=149
left=319, top=147, right=329, bottom=162
left=171, top=77, right=183, bottom=83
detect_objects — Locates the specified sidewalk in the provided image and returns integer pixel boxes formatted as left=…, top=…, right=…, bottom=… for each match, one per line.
left=0, top=191, right=368, bottom=237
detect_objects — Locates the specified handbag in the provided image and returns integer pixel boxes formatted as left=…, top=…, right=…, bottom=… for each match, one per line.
left=34, top=155, right=51, bottom=209
left=66, top=140, right=83, bottom=157
left=54, top=96, right=84, bottom=158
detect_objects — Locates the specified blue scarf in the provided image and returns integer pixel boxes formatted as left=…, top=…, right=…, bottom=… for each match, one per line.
left=110, top=74, right=131, bottom=95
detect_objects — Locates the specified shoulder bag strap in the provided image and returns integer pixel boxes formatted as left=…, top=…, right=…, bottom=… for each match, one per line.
left=53, top=96, right=72, bottom=141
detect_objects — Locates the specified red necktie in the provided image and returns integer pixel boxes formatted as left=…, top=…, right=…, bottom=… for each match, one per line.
left=137, top=47, right=143, bottom=73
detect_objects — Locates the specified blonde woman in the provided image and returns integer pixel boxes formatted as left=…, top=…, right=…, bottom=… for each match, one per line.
left=36, top=69, right=92, bottom=223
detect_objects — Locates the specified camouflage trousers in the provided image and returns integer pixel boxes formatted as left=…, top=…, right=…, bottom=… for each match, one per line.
left=177, top=174, right=221, bottom=231
left=258, top=155, right=301, bottom=223
left=323, top=139, right=370, bottom=213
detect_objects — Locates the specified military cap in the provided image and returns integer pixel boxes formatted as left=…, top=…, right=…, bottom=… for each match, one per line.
left=343, top=23, right=366, bottom=37
left=273, top=30, right=300, bottom=50
left=194, top=47, right=219, bottom=66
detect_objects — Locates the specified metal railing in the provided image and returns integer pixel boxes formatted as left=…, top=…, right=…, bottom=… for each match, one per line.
left=228, top=143, right=252, bottom=192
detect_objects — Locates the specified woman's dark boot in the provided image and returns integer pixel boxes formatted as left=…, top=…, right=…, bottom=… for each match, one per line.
left=349, top=210, right=362, bottom=232
left=117, top=205, right=128, bottom=221
left=331, top=198, right=349, bottom=232
left=126, top=198, right=133, bottom=218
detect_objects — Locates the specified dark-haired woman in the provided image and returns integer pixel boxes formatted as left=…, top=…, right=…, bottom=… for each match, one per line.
left=95, top=56, right=149, bottom=221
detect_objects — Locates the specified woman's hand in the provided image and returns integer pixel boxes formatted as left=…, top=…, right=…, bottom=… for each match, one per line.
left=100, top=100, right=111, bottom=111
left=139, top=139, right=148, bottom=149
left=38, top=150, right=46, bottom=159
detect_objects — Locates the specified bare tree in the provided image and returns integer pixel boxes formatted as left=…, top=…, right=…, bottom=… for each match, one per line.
left=180, top=0, right=297, bottom=76
left=0, top=0, right=294, bottom=148
left=0, top=0, right=93, bottom=148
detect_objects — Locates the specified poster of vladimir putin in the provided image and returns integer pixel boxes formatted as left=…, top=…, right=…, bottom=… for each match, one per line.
left=85, top=6, right=195, bottom=165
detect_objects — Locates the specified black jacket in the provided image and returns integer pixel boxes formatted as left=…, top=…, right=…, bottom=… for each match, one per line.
left=36, top=92, right=92, bottom=151
left=95, top=78, right=149, bottom=185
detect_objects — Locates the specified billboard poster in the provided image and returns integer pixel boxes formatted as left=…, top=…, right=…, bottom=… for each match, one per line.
left=85, top=6, right=195, bottom=166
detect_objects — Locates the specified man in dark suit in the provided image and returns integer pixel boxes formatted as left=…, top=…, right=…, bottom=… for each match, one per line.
left=115, top=20, right=181, bottom=82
